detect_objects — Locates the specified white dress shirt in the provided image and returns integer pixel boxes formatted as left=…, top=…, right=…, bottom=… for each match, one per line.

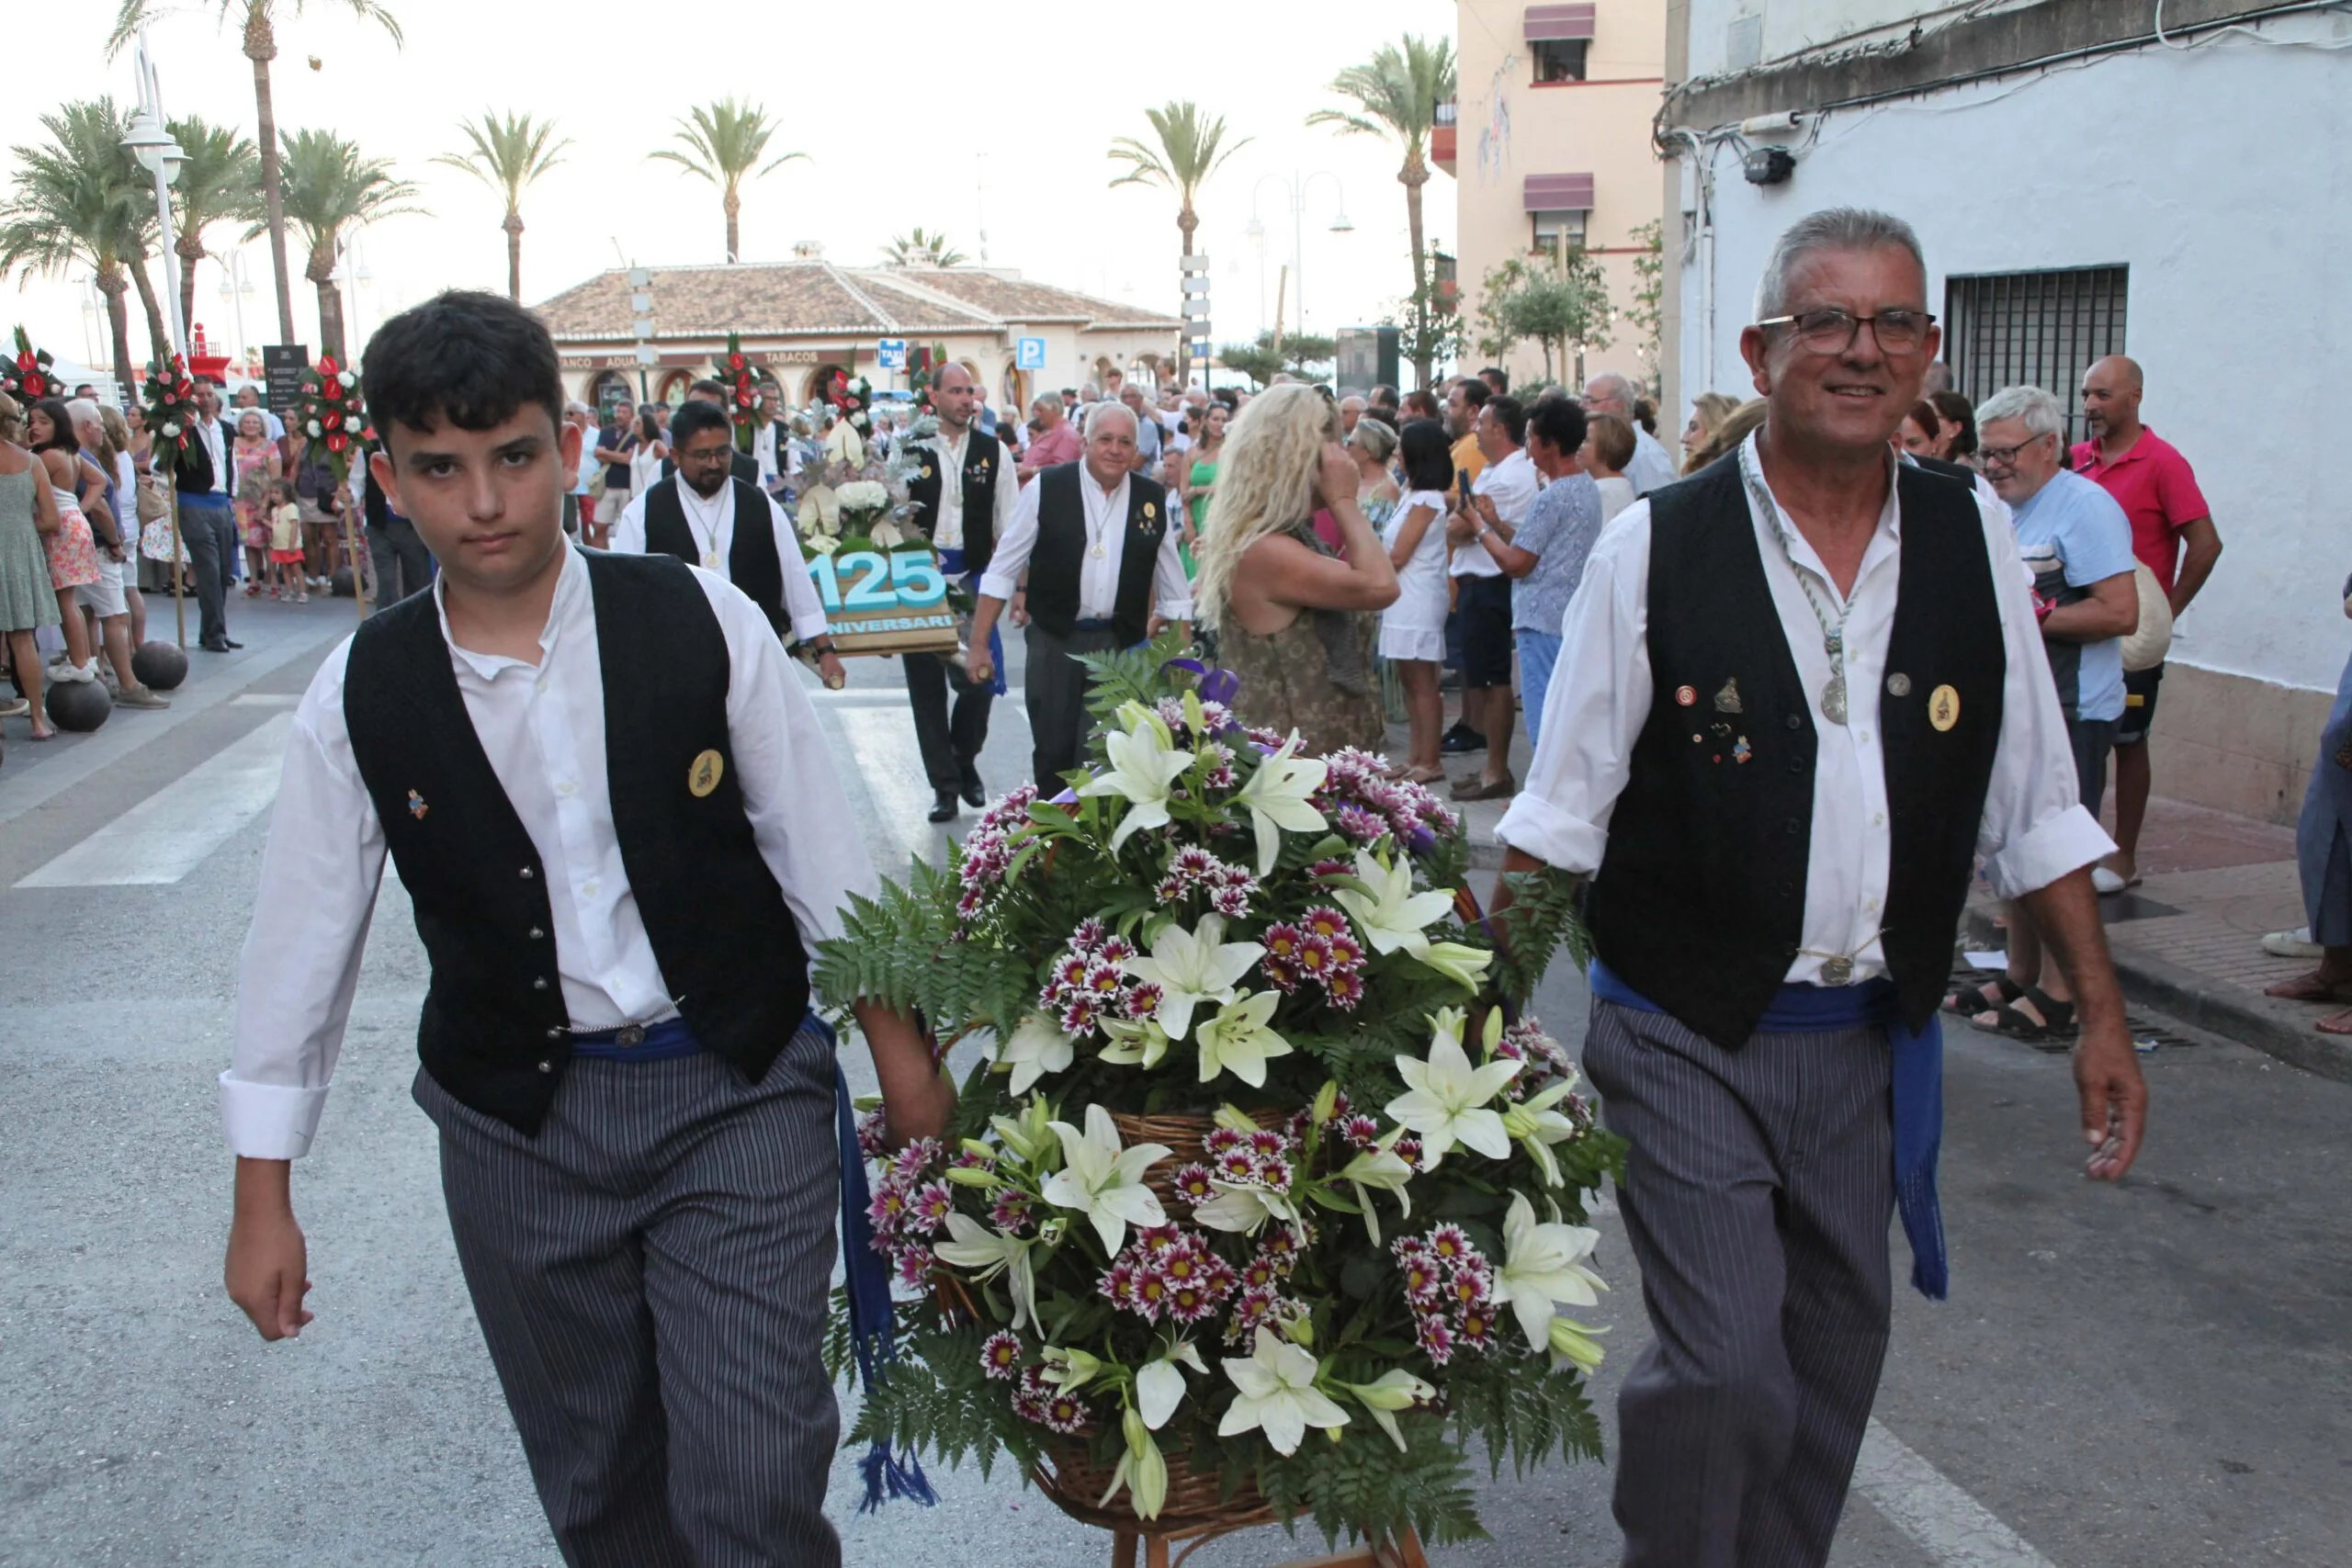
left=1497, top=430, right=2112, bottom=987
left=195, top=415, right=230, bottom=495
left=610, top=474, right=831, bottom=646
left=978, top=467, right=1193, bottom=621
left=219, top=547, right=878, bottom=1159
left=1626, top=425, right=1680, bottom=496
left=922, top=425, right=1017, bottom=562
left=1454, top=447, right=1540, bottom=579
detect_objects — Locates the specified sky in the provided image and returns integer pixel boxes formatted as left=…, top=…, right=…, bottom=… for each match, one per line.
left=13, top=0, right=1457, bottom=377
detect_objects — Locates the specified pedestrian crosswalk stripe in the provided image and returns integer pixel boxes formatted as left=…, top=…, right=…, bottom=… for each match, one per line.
left=16, top=715, right=293, bottom=888
left=1853, top=1417, right=2059, bottom=1567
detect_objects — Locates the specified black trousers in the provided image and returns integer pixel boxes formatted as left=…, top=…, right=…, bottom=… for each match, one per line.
left=369, top=519, right=435, bottom=612
left=901, top=649, right=992, bottom=794
left=177, top=494, right=236, bottom=645
left=1023, top=623, right=1121, bottom=795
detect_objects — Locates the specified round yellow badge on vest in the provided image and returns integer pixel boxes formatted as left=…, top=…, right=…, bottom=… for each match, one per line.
left=1143, top=501, right=1157, bottom=519
left=688, top=749, right=725, bottom=797
left=1928, top=685, right=1961, bottom=732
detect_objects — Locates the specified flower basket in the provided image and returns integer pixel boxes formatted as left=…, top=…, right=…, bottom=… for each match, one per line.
left=815, top=634, right=1622, bottom=1554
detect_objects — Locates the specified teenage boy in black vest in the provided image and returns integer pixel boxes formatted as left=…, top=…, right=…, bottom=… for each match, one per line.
left=902, top=362, right=1015, bottom=821
left=219, top=290, right=951, bottom=1567
left=964, top=401, right=1192, bottom=794
left=612, top=398, right=847, bottom=687
left=1492, top=210, right=2148, bottom=1568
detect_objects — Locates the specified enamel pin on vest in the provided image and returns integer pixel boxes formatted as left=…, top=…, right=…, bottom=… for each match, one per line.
left=1929, top=685, right=1961, bottom=731
left=688, top=750, right=724, bottom=797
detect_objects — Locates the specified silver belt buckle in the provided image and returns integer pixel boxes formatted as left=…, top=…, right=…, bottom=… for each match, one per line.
left=615, top=1022, right=647, bottom=1048
left=1820, top=955, right=1854, bottom=987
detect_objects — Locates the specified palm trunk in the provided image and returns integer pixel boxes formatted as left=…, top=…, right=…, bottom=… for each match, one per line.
left=310, top=241, right=346, bottom=363
left=503, top=209, right=525, bottom=302
left=724, top=188, right=741, bottom=264
left=246, top=5, right=296, bottom=344
left=1402, top=147, right=1432, bottom=387
left=128, top=252, right=172, bottom=366
left=96, top=266, right=136, bottom=402
left=1177, top=201, right=1199, bottom=376
left=177, top=232, right=207, bottom=347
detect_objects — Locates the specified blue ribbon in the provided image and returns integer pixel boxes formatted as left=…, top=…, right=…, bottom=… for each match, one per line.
left=827, top=1016, right=939, bottom=1513
left=936, top=548, right=1007, bottom=697
left=1588, top=958, right=1948, bottom=1301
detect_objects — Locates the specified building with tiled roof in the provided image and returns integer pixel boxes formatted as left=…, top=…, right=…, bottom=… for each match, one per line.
left=535, top=257, right=1182, bottom=415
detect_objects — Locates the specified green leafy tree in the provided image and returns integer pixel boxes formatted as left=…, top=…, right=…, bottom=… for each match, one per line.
left=1217, top=329, right=1338, bottom=389
left=1306, top=34, right=1456, bottom=389
left=261, top=128, right=422, bottom=360
left=1476, top=246, right=1613, bottom=385
left=0, top=98, right=150, bottom=394
left=650, top=98, right=805, bottom=263
left=1625, top=218, right=1665, bottom=386
left=165, top=117, right=264, bottom=341
left=1385, top=243, right=1463, bottom=390
left=882, top=227, right=968, bottom=267
left=107, top=1, right=405, bottom=345
left=434, top=110, right=570, bottom=302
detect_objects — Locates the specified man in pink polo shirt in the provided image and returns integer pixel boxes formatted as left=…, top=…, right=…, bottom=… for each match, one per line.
left=2074, top=355, right=2224, bottom=891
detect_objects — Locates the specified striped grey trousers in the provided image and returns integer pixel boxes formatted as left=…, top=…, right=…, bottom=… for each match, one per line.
left=1581, top=998, right=1896, bottom=1568
left=414, top=1020, right=842, bottom=1568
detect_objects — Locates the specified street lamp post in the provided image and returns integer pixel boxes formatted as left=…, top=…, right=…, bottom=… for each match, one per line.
left=1243, top=172, right=1353, bottom=344
left=122, top=27, right=190, bottom=647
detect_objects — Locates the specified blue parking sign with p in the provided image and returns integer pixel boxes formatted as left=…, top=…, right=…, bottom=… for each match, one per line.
left=1016, top=336, right=1047, bottom=371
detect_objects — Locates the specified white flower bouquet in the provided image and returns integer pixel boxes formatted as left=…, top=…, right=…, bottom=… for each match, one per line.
left=814, top=641, right=1620, bottom=1551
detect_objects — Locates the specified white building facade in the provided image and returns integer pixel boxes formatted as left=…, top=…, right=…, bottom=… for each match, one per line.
left=1657, top=0, right=2352, bottom=822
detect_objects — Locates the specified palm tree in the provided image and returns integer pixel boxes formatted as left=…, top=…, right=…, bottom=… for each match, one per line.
left=882, top=228, right=967, bottom=267
left=1306, top=34, right=1456, bottom=387
left=650, top=98, right=805, bottom=263
left=1107, top=101, right=1250, bottom=262
left=0, top=98, right=149, bottom=394
left=107, top=0, right=404, bottom=346
left=434, top=110, right=570, bottom=301
left=264, top=129, right=422, bottom=360
left=165, top=117, right=263, bottom=340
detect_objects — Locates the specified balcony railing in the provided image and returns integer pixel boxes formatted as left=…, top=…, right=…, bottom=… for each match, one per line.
left=1430, top=98, right=1457, bottom=175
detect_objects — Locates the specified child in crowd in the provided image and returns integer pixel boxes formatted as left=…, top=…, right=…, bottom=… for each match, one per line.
left=268, top=480, right=308, bottom=602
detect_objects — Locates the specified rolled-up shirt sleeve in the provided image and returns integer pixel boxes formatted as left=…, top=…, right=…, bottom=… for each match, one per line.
left=1973, top=499, right=2117, bottom=897
left=700, top=572, right=880, bottom=944
left=1493, top=505, right=1654, bottom=875
left=978, top=477, right=1042, bottom=603
left=220, top=640, right=388, bottom=1159
left=763, top=493, right=831, bottom=645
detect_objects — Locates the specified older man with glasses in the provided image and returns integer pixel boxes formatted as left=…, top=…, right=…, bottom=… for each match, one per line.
left=1492, top=209, right=2145, bottom=1568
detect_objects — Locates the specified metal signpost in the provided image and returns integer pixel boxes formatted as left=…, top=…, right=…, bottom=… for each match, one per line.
left=1180, top=255, right=1212, bottom=385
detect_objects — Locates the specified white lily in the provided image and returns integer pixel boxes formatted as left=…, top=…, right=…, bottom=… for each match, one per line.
left=1122, top=914, right=1262, bottom=1042
left=996, top=1014, right=1075, bottom=1096
left=1340, top=1369, right=1437, bottom=1451
left=933, top=1213, right=1042, bottom=1331
left=1135, top=1340, right=1208, bottom=1429
left=1331, top=848, right=1455, bottom=959
left=1193, top=990, right=1293, bottom=1088
left=1216, top=1326, right=1351, bottom=1456
left=1493, top=1190, right=1607, bottom=1352
left=1231, top=731, right=1329, bottom=875
left=1548, top=1314, right=1611, bottom=1375
left=1501, top=1077, right=1585, bottom=1187
left=1385, top=1009, right=1521, bottom=1168
left=1100, top=1405, right=1170, bottom=1521
left=1040, top=1344, right=1105, bottom=1393
left=1040, top=1103, right=1170, bottom=1252
left=1192, top=1177, right=1303, bottom=1235
left=1416, top=939, right=1496, bottom=990
left=1079, top=703, right=1195, bottom=852
left=1098, top=1017, right=1172, bottom=1070
left=1334, top=1144, right=1415, bottom=1244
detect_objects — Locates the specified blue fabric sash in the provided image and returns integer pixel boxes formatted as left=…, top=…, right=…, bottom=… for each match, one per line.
left=825, top=1010, right=938, bottom=1512
left=934, top=548, right=1007, bottom=697
left=1589, top=957, right=1949, bottom=1300
left=568, top=1016, right=703, bottom=1060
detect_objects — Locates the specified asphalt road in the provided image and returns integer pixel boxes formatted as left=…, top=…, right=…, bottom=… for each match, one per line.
left=2, top=596, right=2346, bottom=1567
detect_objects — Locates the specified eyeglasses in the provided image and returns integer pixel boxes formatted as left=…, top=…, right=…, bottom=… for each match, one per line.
left=1977, top=432, right=2054, bottom=468
left=1756, top=307, right=1936, bottom=355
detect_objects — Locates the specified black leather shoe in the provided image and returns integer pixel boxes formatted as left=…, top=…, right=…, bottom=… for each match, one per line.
left=1440, top=723, right=1486, bottom=755
left=221, top=637, right=244, bottom=649
left=960, top=778, right=987, bottom=809
left=928, top=791, right=960, bottom=824
left=199, top=637, right=232, bottom=652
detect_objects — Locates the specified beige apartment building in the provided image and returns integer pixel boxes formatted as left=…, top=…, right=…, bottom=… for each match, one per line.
left=1443, top=1, right=1667, bottom=393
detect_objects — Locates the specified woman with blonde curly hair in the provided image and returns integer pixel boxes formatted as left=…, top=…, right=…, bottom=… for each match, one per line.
left=1679, top=390, right=1743, bottom=474
left=1193, top=384, right=1398, bottom=754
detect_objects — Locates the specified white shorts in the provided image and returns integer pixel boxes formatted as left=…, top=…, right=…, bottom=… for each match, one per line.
left=1378, top=623, right=1445, bottom=663
left=594, top=487, right=631, bottom=526
left=76, top=556, right=128, bottom=618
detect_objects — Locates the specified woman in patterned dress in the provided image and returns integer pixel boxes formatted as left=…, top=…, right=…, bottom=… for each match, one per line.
left=0, top=393, right=66, bottom=739
left=231, top=410, right=282, bottom=595
left=24, top=400, right=101, bottom=685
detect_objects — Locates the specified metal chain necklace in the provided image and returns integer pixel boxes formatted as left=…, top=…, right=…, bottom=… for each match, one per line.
left=1740, top=440, right=1850, bottom=727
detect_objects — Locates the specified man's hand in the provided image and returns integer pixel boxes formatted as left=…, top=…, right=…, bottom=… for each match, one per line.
left=2074, top=1019, right=2148, bottom=1181
left=818, top=651, right=846, bottom=690
left=966, top=649, right=995, bottom=684
left=225, top=1157, right=314, bottom=1341
left=1010, top=589, right=1029, bottom=628
left=852, top=1000, right=956, bottom=1145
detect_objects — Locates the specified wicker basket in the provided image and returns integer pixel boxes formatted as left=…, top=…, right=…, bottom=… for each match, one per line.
left=1111, top=1108, right=1286, bottom=1212
left=1035, top=1433, right=1275, bottom=1537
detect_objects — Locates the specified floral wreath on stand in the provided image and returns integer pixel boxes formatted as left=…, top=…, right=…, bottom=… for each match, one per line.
left=290, top=353, right=374, bottom=483
left=3, top=327, right=55, bottom=402
left=714, top=331, right=765, bottom=453
left=138, top=352, right=202, bottom=476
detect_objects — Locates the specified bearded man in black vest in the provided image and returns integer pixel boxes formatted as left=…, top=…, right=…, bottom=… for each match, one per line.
left=218, top=290, right=951, bottom=1567
left=613, top=398, right=845, bottom=687
left=1492, top=209, right=2149, bottom=1568
left=902, top=362, right=1015, bottom=821
left=966, top=400, right=1193, bottom=795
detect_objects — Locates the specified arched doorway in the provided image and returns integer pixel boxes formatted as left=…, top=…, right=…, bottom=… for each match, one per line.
left=803, top=363, right=849, bottom=404
left=654, top=368, right=694, bottom=406
left=588, top=370, right=634, bottom=420
left=1000, top=364, right=1025, bottom=418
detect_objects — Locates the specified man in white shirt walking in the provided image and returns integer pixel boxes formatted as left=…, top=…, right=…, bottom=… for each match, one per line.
left=220, top=291, right=949, bottom=1567
left=1445, top=394, right=1540, bottom=800
left=1494, top=209, right=2146, bottom=1568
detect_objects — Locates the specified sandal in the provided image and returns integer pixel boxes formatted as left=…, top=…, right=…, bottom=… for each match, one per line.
left=2263, top=970, right=2352, bottom=1004
left=1968, top=987, right=2077, bottom=1043
left=2317, top=1007, right=2352, bottom=1037
left=1944, top=973, right=2025, bottom=1016
left=1399, top=764, right=1446, bottom=785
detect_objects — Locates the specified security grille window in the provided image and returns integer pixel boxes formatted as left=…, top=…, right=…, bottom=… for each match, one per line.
left=1943, top=265, right=2128, bottom=444
left=1534, top=38, right=1590, bottom=81
left=1532, top=208, right=1589, bottom=253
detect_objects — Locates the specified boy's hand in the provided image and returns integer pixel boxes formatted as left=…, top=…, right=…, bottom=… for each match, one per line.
left=852, top=1000, right=958, bottom=1146
left=225, top=1158, right=314, bottom=1341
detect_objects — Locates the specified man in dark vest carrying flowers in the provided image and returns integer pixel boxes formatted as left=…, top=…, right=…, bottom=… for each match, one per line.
left=218, top=290, right=952, bottom=1567
left=1492, top=210, right=2149, bottom=1568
